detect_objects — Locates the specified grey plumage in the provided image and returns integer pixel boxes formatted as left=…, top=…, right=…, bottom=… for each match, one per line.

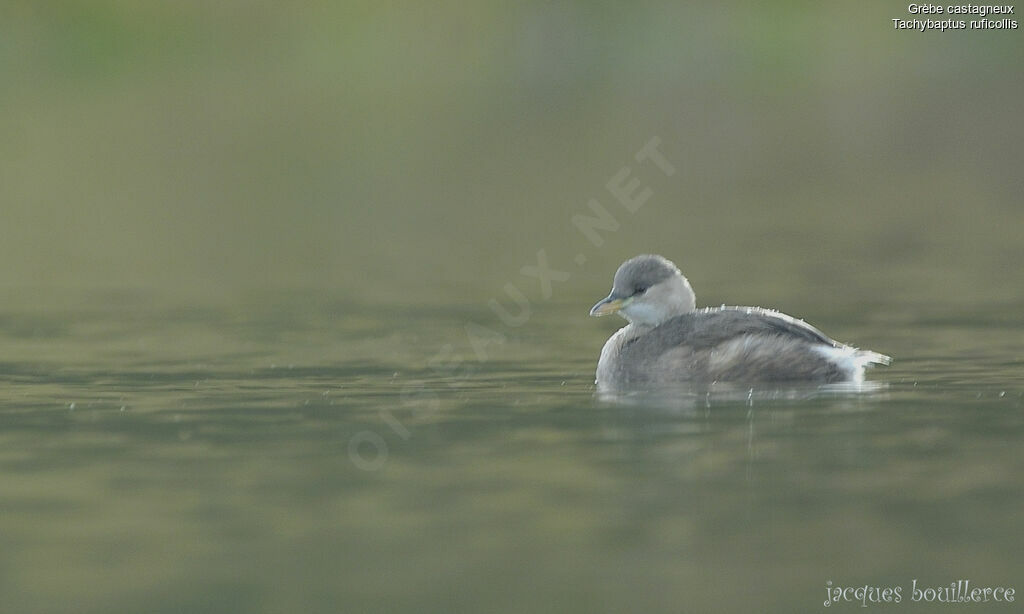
left=610, top=254, right=679, bottom=297
left=590, top=255, right=890, bottom=388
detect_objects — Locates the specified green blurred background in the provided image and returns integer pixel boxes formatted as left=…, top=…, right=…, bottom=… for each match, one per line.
left=2, top=4, right=1023, bottom=613
left=2, top=1, right=1021, bottom=307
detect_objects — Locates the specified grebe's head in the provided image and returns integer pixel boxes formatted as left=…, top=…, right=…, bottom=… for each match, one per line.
left=589, top=254, right=696, bottom=327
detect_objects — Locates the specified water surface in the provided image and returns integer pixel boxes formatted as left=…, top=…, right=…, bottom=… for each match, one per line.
left=1, top=291, right=1021, bottom=613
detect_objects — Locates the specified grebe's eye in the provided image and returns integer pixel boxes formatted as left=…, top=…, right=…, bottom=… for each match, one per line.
left=634, top=286, right=647, bottom=295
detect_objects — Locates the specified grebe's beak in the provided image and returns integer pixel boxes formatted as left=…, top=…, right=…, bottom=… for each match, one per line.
left=589, top=294, right=629, bottom=317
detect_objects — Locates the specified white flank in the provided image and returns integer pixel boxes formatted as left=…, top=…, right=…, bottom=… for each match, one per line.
left=814, top=345, right=892, bottom=383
